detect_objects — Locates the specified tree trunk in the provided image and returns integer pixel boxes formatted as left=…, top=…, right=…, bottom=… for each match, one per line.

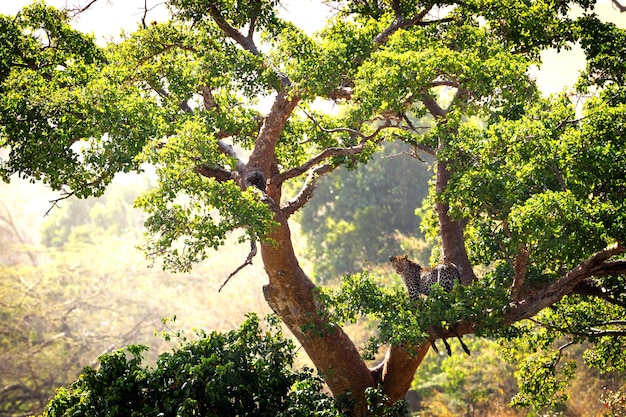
left=248, top=91, right=376, bottom=414
left=376, top=344, right=431, bottom=402
left=261, top=212, right=375, bottom=414
left=435, top=159, right=476, bottom=285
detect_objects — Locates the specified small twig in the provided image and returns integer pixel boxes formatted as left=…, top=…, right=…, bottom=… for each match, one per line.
left=218, top=240, right=257, bottom=292
left=141, top=0, right=149, bottom=29
left=64, top=0, right=99, bottom=17
left=45, top=190, right=77, bottom=216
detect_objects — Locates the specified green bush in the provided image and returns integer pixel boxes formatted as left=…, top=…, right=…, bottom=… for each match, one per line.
left=41, top=314, right=341, bottom=417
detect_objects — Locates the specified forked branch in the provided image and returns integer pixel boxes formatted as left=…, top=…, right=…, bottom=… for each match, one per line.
left=206, top=4, right=259, bottom=55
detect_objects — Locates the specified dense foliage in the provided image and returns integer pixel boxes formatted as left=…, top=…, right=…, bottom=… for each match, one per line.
left=42, top=313, right=407, bottom=417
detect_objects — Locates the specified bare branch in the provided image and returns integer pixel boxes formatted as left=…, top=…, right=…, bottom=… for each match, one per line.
left=431, top=79, right=461, bottom=89
left=422, top=93, right=448, bottom=119
left=612, top=0, right=626, bottom=12
left=219, top=240, right=257, bottom=292
left=217, top=140, right=246, bottom=173
left=273, top=108, right=401, bottom=185
left=141, top=0, right=149, bottom=29
left=282, top=163, right=334, bottom=218
left=374, top=6, right=454, bottom=47
left=193, top=165, right=233, bottom=182
left=274, top=140, right=372, bottom=186
left=64, top=0, right=99, bottom=17
left=149, top=82, right=194, bottom=114
left=45, top=176, right=105, bottom=216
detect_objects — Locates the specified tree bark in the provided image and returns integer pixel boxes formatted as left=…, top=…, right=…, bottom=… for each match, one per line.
left=261, top=210, right=375, bottom=414
left=435, top=159, right=476, bottom=284
left=374, top=344, right=431, bottom=402
left=247, top=91, right=376, bottom=414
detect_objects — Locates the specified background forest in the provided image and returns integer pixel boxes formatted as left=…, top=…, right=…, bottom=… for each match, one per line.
left=2, top=0, right=626, bottom=416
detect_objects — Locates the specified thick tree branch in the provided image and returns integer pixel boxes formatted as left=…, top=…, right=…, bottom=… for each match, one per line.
left=573, top=279, right=626, bottom=308
left=435, top=160, right=477, bottom=284
left=507, top=243, right=626, bottom=324
left=373, top=343, right=430, bottom=402
left=217, top=139, right=246, bottom=172
left=260, top=205, right=374, bottom=412
left=422, top=93, right=447, bottom=119
left=511, top=246, right=529, bottom=299
left=282, top=163, right=334, bottom=218
left=248, top=90, right=300, bottom=185
left=274, top=111, right=396, bottom=185
left=193, top=165, right=233, bottom=182
left=612, top=0, right=626, bottom=12
left=275, top=141, right=370, bottom=185
left=205, top=4, right=259, bottom=55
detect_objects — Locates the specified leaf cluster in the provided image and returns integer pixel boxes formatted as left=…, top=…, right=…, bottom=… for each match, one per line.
left=41, top=312, right=411, bottom=417
left=318, top=271, right=510, bottom=359
left=41, top=314, right=340, bottom=417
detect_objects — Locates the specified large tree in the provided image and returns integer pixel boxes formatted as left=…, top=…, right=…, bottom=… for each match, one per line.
left=1, top=0, right=625, bottom=414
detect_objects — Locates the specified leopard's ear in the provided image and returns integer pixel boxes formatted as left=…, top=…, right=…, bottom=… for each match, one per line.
left=401, top=255, right=408, bottom=260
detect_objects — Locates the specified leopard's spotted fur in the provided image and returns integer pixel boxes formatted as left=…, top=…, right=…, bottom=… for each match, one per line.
left=389, top=255, right=470, bottom=356
left=389, top=255, right=459, bottom=300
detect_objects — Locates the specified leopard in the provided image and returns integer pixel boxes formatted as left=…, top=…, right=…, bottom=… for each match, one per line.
left=389, top=255, right=470, bottom=356
left=389, top=255, right=458, bottom=298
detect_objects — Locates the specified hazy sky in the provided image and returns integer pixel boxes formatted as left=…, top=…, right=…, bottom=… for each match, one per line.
left=2, top=1, right=626, bottom=94
left=0, top=0, right=331, bottom=40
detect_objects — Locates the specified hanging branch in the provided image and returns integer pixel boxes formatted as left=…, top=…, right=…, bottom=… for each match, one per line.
left=218, top=240, right=257, bottom=292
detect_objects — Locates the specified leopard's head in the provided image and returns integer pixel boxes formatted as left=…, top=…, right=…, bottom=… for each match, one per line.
left=389, top=255, right=417, bottom=274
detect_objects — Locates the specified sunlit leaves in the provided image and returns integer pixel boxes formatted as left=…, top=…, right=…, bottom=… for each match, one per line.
left=319, top=271, right=509, bottom=358
left=169, top=0, right=285, bottom=36
left=135, top=119, right=276, bottom=271
left=0, top=3, right=112, bottom=194
left=352, top=21, right=535, bottom=123
left=42, top=313, right=345, bottom=417
left=511, top=351, right=576, bottom=408
left=509, top=190, right=607, bottom=272
left=577, top=16, right=626, bottom=88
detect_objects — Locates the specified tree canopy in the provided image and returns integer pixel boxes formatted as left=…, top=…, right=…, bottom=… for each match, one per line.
left=1, top=0, right=626, bottom=415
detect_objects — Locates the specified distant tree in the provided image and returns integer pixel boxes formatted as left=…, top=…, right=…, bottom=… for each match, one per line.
left=0, top=181, right=166, bottom=417
left=2, top=1, right=626, bottom=414
left=299, top=141, right=433, bottom=280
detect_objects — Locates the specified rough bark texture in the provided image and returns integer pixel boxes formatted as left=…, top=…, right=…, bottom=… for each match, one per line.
left=260, top=216, right=375, bottom=411
left=506, top=243, right=626, bottom=324
left=373, top=344, right=431, bottom=402
left=435, top=160, right=476, bottom=285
